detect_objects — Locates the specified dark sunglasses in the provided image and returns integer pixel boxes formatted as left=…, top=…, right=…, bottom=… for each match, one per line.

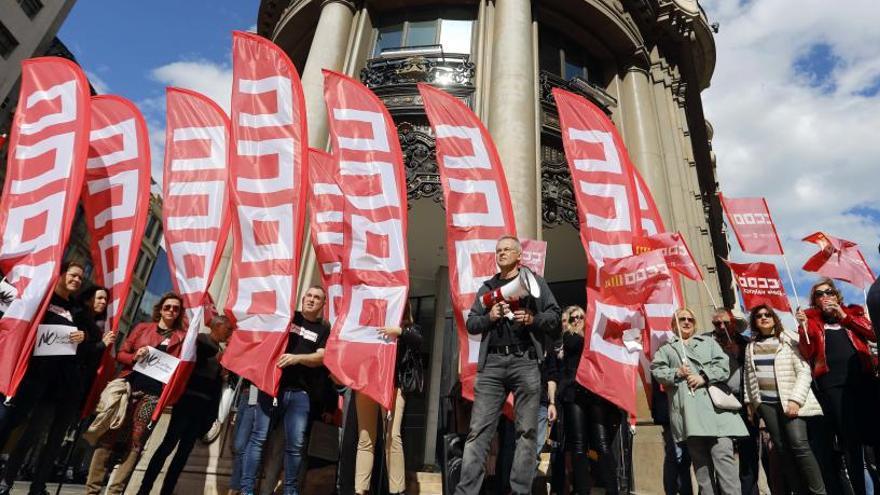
left=568, top=314, right=584, bottom=323
left=677, top=317, right=696, bottom=324
left=162, top=304, right=181, bottom=312
left=755, top=312, right=773, bottom=319
left=712, top=320, right=728, bottom=328
left=814, top=289, right=837, bottom=297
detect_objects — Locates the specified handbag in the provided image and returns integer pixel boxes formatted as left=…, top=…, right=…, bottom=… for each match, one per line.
left=398, top=345, right=424, bottom=394
left=707, top=383, right=742, bottom=411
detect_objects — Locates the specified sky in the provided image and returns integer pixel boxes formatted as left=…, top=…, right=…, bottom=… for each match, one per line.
left=55, top=1, right=880, bottom=311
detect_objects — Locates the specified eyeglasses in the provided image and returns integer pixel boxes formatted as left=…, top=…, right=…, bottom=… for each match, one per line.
left=712, top=320, right=728, bottom=328
left=755, top=312, right=773, bottom=319
left=814, top=289, right=837, bottom=297
left=568, top=314, right=584, bottom=323
left=677, top=317, right=696, bottom=324
left=162, top=304, right=181, bottom=313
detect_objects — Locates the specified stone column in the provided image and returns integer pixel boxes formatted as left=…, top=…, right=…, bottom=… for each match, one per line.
left=487, top=0, right=538, bottom=237
left=619, top=66, right=674, bottom=227
left=297, top=0, right=357, bottom=291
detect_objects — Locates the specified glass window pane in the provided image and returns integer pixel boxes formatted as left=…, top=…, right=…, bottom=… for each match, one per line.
left=374, top=24, right=403, bottom=56
left=439, top=19, right=473, bottom=54
left=564, top=58, right=585, bottom=80
left=406, top=20, right=437, bottom=47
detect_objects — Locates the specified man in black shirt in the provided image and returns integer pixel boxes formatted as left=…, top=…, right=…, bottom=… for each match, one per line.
left=238, top=286, right=330, bottom=495
left=136, top=315, right=235, bottom=495
left=455, top=236, right=560, bottom=495
left=0, top=261, right=91, bottom=495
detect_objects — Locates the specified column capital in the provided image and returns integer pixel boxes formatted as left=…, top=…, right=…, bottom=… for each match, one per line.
left=320, top=0, right=357, bottom=11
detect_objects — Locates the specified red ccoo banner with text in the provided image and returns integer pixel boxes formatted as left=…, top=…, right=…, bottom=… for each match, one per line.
left=0, top=58, right=90, bottom=397
left=725, top=260, right=791, bottom=312
left=223, top=32, right=309, bottom=396
left=323, top=70, right=409, bottom=410
left=802, top=232, right=875, bottom=289
left=308, top=148, right=345, bottom=323
left=719, top=194, right=784, bottom=256
left=80, top=95, right=152, bottom=417
left=418, top=83, right=517, bottom=402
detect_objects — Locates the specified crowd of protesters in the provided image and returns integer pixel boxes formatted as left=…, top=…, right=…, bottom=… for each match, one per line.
left=1, top=242, right=880, bottom=495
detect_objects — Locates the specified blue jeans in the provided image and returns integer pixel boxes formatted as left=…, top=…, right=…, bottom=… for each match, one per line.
left=230, top=390, right=259, bottom=491
left=536, top=404, right=549, bottom=456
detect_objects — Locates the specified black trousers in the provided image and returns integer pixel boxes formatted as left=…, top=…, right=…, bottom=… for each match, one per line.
left=136, top=398, right=212, bottom=495
left=758, top=403, right=826, bottom=494
left=563, top=387, right=620, bottom=495
left=815, top=382, right=876, bottom=495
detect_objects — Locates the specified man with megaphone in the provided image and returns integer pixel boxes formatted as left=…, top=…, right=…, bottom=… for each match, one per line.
left=455, top=236, right=561, bottom=495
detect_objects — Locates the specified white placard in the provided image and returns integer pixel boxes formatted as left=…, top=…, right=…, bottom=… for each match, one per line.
left=132, top=346, right=180, bottom=384
left=33, top=324, right=79, bottom=356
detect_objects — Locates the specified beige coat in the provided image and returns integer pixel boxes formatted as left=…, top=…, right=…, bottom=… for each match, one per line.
left=743, top=331, right=823, bottom=416
left=83, top=378, right=130, bottom=445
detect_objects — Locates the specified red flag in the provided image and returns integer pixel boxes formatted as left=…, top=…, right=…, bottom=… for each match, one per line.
left=0, top=57, right=90, bottom=397
left=633, top=232, right=702, bottom=281
left=802, top=232, right=875, bottom=289
left=154, top=88, right=231, bottom=420
left=719, top=194, right=783, bottom=255
left=80, top=95, right=152, bottom=418
left=307, top=148, right=344, bottom=323
left=323, top=70, right=409, bottom=410
left=600, top=250, right=672, bottom=306
left=725, top=260, right=791, bottom=312
left=577, top=288, right=644, bottom=419
left=223, top=31, right=309, bottom=396
left=417, top=83, right=517, bottom=403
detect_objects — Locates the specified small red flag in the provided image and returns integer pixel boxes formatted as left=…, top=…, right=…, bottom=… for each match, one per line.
left=632, top=232, right=702, bottom=281
left=719, top=194, right=784, bottom=255
left=599, top=250, right=673, bottom=306
left=725, top=260, right=791, bottom=312
left=802, top=232, right=875, bottom=289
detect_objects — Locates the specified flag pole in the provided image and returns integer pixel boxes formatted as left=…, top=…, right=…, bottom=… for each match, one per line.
left=700, top=279, right=719, bottom=309
left=671, top=312, right=695, bottom=397
left=781, top=253, right=809, bottom=344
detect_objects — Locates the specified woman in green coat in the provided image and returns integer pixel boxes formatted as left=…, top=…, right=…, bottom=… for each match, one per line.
left=651, top=307, right=748, bottom=495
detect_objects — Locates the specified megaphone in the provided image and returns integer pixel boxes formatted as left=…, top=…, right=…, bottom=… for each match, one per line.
left=479, top=266, right=541, bottom=319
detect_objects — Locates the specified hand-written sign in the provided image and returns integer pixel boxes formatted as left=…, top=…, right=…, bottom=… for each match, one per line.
left=132, top=346, right=180, bottom=384
left=33, top=324, right=79, bottom=356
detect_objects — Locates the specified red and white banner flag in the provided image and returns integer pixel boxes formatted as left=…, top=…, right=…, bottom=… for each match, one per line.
left=323, top=70, right=409, bottom=410
left=155, top=87, right=231, bottom=420
left=725, top=260, right=791, bottom=312
left=578, top=288, right=644, bottom=419
left=308, top=148, right=344, bottom=323
left=520, top=239, right=547, bottom=277
left=418, top=83, right=517, bottom=402
left=719, top=194, right=783, bottom=255
left=802, top=232, right=875, bottom=289
left=223, top=31, right=309, bottom=396
left=600, top=250, right=672, bottom=306
left=80, top=95, right=151, bottom=417
left=0, top=58, right=90, bottom=397
left=633, top=232, right=702, bottom=282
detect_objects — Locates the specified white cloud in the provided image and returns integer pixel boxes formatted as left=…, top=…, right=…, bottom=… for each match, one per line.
left=150, top=59, right=233, bottom=113
left=701, top=0, right=880, bottom=305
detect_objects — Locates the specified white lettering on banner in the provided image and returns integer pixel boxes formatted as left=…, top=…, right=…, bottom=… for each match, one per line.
left=590, top=301, right=643, bottom=365
left=326, top=283, right=342, bottom=324
left=170, top=126, right=226, bottom=171
left=87, top=119, right=137, bottom=169
left=237, top=204, right=293, bottom=261
left=236, top=138, right=294, bottom=193
left=238, top=76, right=294, bottom=128
left=231, top=275, right=293, bottom=332
left=2, top=262, right=56, bottom=321
left=316, top=232, right=343, bottom=246
left=98, top=230, right=132, bottom=284
left=738, top=276, right=781, bottom=291
left=20, top=80, right=77, bottom=135
left=86, top=169, right=139, bottom=228
left=316, top=211, right=343, bottom=223
left=641, top=219, right=658, bottom=236
left=447, top=179, right=505, bottom=227
left=579, top=182, right=631, bottom=232
left=434, top=125, right=490, bottom=169
left=454, top=239, right=497, bottom=294
left=0, top=192, right=65, bottom=258
left=349, top=215, right=405, bottom=272
left=321, top=262, right=341, bottom=275
left=568, top=129, right=621, bottom=173
left=732, top=213, right=772, bottom=226
left=168, top=240, right=217, bottom=295
left=33, top=324, right=78, bottom=356
left=338, top=285, right=407, bottom=343
left=11, top=133, right=75, bottom=194
left=166, top=181, right=225, bottom=231
left=339, top=161, right=400, bottom=210
left=132, top=346, right=180, bottom=384
left=467, top=332, right=481, bottom=364
left=313, top=183, right=342, bottom=196
left=587, top=242, right=632, bottom=270
left=332, top=109, right=389, bottom=152
left=619, top=263, right=670, bottom=286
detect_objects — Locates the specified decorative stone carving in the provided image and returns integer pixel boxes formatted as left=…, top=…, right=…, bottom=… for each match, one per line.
left=397, top=122, right=443, bottom=206
left=540, top=143, right=579, bottom=229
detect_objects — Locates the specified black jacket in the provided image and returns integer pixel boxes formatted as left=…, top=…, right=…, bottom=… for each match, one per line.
left=466, top=270, right=560, bottom=371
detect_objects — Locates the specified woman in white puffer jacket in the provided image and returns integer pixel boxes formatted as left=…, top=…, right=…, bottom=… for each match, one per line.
left=743, top=304, right=826, bottom=495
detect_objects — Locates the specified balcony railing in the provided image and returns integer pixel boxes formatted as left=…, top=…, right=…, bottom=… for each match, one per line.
left=360, top=45, right=476, bottom=93
left=538, top=70, right=617, bottom=113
